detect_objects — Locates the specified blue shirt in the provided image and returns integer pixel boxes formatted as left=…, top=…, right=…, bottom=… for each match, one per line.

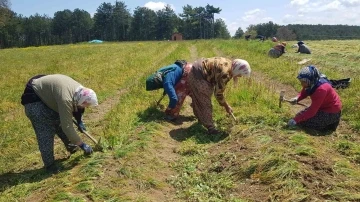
left=162, top=64, right=183, bottom=108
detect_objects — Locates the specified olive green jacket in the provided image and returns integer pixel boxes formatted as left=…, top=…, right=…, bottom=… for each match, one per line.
left=32, top=74, right=82, bottom=144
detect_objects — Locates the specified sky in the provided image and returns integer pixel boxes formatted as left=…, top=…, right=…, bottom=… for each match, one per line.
left=9, top=0, right=360, bottom=36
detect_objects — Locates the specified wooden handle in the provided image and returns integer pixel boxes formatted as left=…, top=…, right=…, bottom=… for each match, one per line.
left=73, top=119, right=98, bottom=145
left=279, top=90, right=285, bottom=108
left=82, top=130, right=99, bottom=145
left=283, top=98, right=308, bottom=107
left=156, top=94, right=165, bottom=106
left=230, top=112, right=237, bottom=121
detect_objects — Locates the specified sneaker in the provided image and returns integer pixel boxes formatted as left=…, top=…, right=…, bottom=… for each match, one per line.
left=208, top=130, right=229, bottom=142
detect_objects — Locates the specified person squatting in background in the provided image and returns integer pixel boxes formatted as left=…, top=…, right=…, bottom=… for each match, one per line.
left=268, top=42, right=287, bottom=58
left=256, top=35, right=265, bottom=42
left=21, top=74, right=98, bottom=173
left=296, top=41, right=311, bottom=54
left=164, top=61, right=193, bottom=121
left=287, top=66, right=342, bottom=132
left=187, top=57, right=251, bottom=135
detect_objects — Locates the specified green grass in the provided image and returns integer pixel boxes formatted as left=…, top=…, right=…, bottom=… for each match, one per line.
left=1, top=39, right=360, bottom=201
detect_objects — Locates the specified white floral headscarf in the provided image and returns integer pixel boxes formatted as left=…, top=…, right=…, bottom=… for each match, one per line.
left=74, top=86, right=98, bottom=106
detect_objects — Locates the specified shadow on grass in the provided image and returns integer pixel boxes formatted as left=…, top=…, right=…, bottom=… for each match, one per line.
left=301, top=127, right=335, bottom=136
left=137, top=106, right=164, bottom=122
left=0, top=156, right=82, bottom=192
left=137, top=106, right=196, bottom=125
left=138, top=106, right=228, bottom=143
left=283, top=125, right=335, bottom=136
left=169, top=122, right=229, bottom=144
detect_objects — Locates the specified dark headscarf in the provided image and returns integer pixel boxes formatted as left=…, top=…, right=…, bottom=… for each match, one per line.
left=297, top=65, right=330, bottom=95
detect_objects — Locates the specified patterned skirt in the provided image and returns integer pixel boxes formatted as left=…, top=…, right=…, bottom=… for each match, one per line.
left=25, top=102, right=72, bottom=167
left=297, top=109, right=341, bottom=131
left=187, top=65, right=215, bottom=130
left=268, top=48, right=282, bottom=58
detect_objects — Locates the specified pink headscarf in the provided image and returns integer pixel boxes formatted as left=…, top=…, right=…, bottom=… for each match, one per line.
left=232, top=59, right=251, bottom=78
left=232, top=59, right=251, bottom=85
left=74, top=86, right=98, bottom=106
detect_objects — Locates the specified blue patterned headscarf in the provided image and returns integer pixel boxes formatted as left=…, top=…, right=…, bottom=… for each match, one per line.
left=297, top=65, right=329, bottom=95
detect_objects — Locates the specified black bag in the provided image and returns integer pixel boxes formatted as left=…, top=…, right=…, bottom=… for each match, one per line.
left=329, top=78, right=351, bottom=89
left=321, top=74, right=351, bottom=89
left=21, top=74, right=46, bottom=105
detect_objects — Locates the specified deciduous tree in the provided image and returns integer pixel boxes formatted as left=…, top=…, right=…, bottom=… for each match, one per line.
left=276, top=26, right=297, bottom=41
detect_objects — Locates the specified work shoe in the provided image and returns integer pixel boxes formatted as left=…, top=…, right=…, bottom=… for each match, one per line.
left=208, top=128, right=221, bottom=135
left=45, top=163, right=62, bottom=174
left=66, top=144, right=79, bottom=154
left=208, top=128, right=230, bottom=141
left=164, top=115, right=177, bottom=122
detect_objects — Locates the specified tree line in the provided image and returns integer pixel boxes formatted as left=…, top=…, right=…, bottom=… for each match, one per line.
left=0, top=0, right=231, bottom=48
left=233, top=21, right=360, bottom=41
left=1, top=0, right=360, bottom=49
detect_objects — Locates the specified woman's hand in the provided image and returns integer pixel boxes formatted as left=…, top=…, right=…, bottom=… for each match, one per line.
left=224, top=103, right=233, bottom=114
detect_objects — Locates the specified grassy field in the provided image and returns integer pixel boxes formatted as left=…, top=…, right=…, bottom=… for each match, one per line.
left=0, top=39, right=360, bottom=201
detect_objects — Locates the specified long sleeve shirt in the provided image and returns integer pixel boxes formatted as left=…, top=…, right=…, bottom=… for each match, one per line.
left=32, top=74, right=83, bottom=144
left=297, top=44, right=311, bottom=54
left=201, top=57, right=232, bottom=106
left=162, top=64, right=184, bottom=108
left=294, top=83, right=342, bottom=123
left=273, top=44, right=286, bottom=54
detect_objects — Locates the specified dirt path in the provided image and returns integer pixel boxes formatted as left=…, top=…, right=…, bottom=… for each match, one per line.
left=84, top=44, right=180, bottom=125
left=81, top=45, right=200, bottom=201
left=85, top=89, right=128, bottom=123
left=130, top=45, right=200, bottom=201
left=56, top=44, right=188, bottom=201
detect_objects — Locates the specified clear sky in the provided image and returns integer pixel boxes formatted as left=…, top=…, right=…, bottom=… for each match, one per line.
left=9, top=0, right=360, bottom=36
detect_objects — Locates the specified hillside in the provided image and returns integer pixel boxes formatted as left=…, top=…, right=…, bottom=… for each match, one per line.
left=0, top=40, right=360, bottom=201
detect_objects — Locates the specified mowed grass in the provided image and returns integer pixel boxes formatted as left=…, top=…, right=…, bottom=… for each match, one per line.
left=211, top=39, right=360, bottom=129
left=0, top=40, right=360, bottom=201
left=0, top=41, right=178, bottom=169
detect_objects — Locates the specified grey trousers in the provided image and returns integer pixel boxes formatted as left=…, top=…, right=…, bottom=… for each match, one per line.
left=25, top=102, right=71, bottom=167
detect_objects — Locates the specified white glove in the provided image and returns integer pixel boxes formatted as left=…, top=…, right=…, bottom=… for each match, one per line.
left=289, top=97, right=298, bottom=105
left=287, top=119, right=297, bottom=127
